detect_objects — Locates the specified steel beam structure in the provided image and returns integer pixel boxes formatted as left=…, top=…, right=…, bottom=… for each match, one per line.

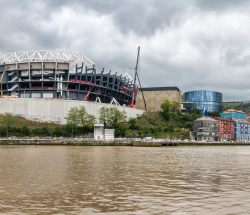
left=0, top=50, right=136, bottom=106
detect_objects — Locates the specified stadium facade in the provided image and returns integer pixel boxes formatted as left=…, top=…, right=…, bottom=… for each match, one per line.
left=0, top=50, right=136, bottom=106
left=0, top=50, right=144, bottom=123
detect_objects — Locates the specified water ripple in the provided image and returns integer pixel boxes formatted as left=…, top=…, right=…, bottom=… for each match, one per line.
left=0, top=146, right=250, bottom=214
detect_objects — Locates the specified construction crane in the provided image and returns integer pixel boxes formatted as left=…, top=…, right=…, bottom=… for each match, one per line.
left=84, top=84, right=95, bottom=101
left=130, top=46, right=147, bottom=110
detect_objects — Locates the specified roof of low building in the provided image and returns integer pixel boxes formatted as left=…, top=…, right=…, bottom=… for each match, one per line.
left=184, top=90, right=222, bottom=94
left=233, top=119, right=250, bottom=124
left=213, top=117, right=234, bottom=122
left=223, top=109, right=245, bottom=113
left=194, top=116, right=218, bottom=122
left=139, top=87, right=180, bottom=92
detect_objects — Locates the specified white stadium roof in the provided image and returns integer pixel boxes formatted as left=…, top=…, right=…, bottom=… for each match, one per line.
left=0, top=50, right=95, bottom=69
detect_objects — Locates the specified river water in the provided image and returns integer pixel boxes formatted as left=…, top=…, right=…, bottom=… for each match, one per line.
left=0, top=146, right=250, bottom=215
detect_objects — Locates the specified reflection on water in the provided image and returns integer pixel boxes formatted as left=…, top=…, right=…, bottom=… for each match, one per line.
left=0, top=146, right=250, bottom=214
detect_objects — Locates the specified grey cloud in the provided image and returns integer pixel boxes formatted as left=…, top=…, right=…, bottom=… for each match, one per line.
left=223, top=47, right=250, bottom=67
left=17, top=0, right=194, bottom=35
left=74, top=0, right=195, bottom=35
left=196, top=0, right=250, bottom=11
left=0, top=0, right=63, bottom=51
left=0, top=0, right=250, bottom=100
left=49, top=0, right=250, bottom=35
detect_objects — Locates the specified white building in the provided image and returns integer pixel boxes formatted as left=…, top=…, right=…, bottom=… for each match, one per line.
left=94, top=124, right=115, bottom=141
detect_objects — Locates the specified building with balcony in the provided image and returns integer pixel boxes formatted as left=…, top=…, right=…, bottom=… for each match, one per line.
left=233, top=119, right=250, bottom=142
left=215, top=118, right=234, bottom=141
left=192, top=117, right=219, bottom=141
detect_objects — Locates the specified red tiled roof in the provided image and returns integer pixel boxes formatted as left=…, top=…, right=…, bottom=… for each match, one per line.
left=213, top=117, right=234, bottom=122
left=224, top=109, right=244, bottom=113
left=233, top=119, right=250, bottom=124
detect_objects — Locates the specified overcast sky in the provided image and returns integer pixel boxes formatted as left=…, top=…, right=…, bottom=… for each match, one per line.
left=1, top=0, right=250, bottom=101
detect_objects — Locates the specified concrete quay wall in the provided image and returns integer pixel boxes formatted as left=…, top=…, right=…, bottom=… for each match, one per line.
left=0, top=139, right=249, bottom=146
left=0, top=138, right=175, bottom=147
left=0, top=98, right=144, bottom=124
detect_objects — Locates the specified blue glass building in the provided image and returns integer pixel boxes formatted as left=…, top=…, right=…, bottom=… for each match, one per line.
left=183, top=90, right=223, bottom=113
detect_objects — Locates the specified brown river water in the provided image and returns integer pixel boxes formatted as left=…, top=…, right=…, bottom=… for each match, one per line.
left=0, top=145, right=250, bottom=215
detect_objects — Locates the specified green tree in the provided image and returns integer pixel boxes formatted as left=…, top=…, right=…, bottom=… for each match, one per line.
left=67, top=107, right=79, bottom=126
left=99, top=107, right=126, bottom=129
left=66, top=107, right=95, bottom=137
left=160, top=100, right=180, bottom=121
left=41, top=127, right=50, bottom=136
left=66, top=107, right=79, bottom=137
left=47, top=122, right=56, bottom=137
left=78, top=106, right=95, bottom=129
left=160, top=100, right=171, bottom=120
left=54, top=126, right=63, bottom=137
left=63, top=124, right=73, bottom=137
left=21, top=126, right=30, bottom=136
left=170, top=101, right=181, bottom=118
left=128, top=118, right=138, bottom=130
left=0, top=127, right=5, bottom=136
left=1, top=113, right=15, bottom=137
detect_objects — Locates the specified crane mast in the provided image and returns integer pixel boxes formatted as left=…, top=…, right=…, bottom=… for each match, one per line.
left=131, top=46, right=147, bottom=111
left=133, top=47, right=140, bottom=88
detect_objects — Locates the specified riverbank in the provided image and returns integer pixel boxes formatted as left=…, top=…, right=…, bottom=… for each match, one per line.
left=0, top=138, right=173, bottom=147
left=0, top=138, right=250, bottom=146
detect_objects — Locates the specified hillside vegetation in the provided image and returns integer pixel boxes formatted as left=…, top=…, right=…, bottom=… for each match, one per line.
left=0, top=115, right=54, bottom=128
left=116, top=100, right=201, bottom=139
left=0, top=100, right=202, bottom=139
left=223, top=102, right=250, bottom=114
left=0, top=114, right=91, bottom=137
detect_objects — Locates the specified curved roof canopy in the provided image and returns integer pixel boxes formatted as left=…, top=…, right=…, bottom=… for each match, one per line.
left=0, top=50, right=95, bottom=70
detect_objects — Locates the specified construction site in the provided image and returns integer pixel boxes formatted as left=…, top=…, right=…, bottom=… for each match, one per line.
left=0, top=49, right=145, bottom=123
left=0, top=50, right=139, bottom=105
left=0, top=48, right=186, bottom=123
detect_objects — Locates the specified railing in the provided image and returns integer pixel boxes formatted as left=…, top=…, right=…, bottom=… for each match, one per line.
left=69, top=79, right=95, bottom=85
left=8, top=84, right=18, bottom=91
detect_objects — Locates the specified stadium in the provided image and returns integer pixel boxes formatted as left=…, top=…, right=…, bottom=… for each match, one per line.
left=0, top=50, right=144, bottom=123
left=0, top=50, right=136, bottom=106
